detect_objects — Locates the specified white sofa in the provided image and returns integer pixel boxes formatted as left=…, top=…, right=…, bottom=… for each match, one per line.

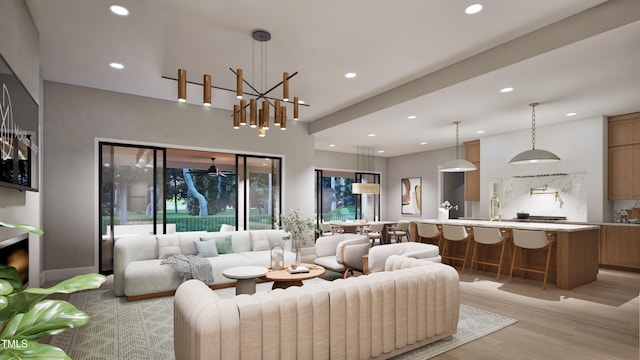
left=313, top=233, right=371, bottom=278
left=368, top=242, right=441, bottom=273
left=113, top=229, right=295, bottom=299
left=174, top=255, right=459, bottom=360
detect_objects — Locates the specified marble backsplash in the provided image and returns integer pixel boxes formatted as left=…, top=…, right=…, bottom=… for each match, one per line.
left=490, top=173, right=587, bottom=222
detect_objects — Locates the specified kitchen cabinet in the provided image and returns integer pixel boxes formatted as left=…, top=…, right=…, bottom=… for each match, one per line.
left=609, top=113, right=640, bottom=146
left=608, top=113, right=640, bottom=199
left=599, top=225, right=640, bottom=270
left=464, top=140, right=480, bottom=201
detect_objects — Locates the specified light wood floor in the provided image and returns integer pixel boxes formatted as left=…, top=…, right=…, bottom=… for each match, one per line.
left=435, top=267, right=640, bottom=359
left=45, top=268, right=639, bottom=359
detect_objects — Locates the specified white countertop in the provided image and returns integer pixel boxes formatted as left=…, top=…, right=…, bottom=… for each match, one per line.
left=417, top=219, right=600, bottom=232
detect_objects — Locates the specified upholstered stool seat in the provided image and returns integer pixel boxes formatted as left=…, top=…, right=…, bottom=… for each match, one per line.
left=469, top=226, right=508, bottom=280
left=441, top=224, right=472, bottom=272
left=416, top=223, right=442, bottom=248
left=509, top=229, right=556, bottom=289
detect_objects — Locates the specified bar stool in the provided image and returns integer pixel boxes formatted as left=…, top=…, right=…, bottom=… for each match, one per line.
left=416, top=223, right=441, bottom=248
left=509, top=229, right=556, bottom=289
left=469, top=226, right=508, bottom=280
left=441, top=225, right=472, bottom=272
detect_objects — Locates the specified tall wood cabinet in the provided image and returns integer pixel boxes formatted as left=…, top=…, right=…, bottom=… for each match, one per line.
left=608, top=112, right=640, bottom=199
left=464, top=140, right=480, bottom=201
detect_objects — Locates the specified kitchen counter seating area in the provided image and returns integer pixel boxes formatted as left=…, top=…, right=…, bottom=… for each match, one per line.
left=409, top=219, right=600, bottom=290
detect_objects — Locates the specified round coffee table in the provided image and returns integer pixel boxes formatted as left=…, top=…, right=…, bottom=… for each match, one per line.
left=264, top=263, right=325, bottom=289
left=222, top=266, right=269, bottom=295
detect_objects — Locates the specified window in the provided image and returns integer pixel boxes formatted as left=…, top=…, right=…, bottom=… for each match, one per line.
left=315, top=169, right=380, bottom=224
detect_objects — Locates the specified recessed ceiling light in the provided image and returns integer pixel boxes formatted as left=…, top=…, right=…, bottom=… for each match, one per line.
left=109, top=62, right=124, bottom=69
left=420, top=141, right=428, bottom=145
left=476, top=130, right=485, bottom=134
left=566, top=112, right=577, bottom=117
left=465, top=4, right=483, bottom=15
left=377, top=150, right=384, bottom=153
left=329, top=144, right=335, bottom=147
left=500, top=87, right=513, bottom=93
left=297, top=99, right=305, bottom=104
left=408, top=115, right=417, bottom=119
left=345, top=72, right=357, bottom=79
left=368, top=133, right=375, bottom=137
left=110, top=5, right=129, bottom=16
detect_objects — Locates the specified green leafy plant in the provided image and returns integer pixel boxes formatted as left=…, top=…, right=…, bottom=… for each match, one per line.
left=0, top=222, right=105, bottom=359
left=278, top=209, right=315, bottom=242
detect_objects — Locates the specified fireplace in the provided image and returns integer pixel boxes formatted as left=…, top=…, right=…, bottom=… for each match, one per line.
left=0, top=229, right=29, bottom=285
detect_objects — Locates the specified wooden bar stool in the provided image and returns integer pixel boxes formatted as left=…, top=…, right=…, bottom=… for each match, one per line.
left=509, top=229, right=556, bottom=289
left=416, top=223, right=441, bottom=248
left=441, top=224, right=472, bottom=272
left=469, top=226, right=508, bottom=280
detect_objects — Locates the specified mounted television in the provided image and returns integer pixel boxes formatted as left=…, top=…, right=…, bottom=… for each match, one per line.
left=0, top=53, right=39, bottom=192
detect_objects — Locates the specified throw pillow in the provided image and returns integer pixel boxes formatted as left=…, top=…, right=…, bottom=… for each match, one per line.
left=214, top=234, right=234, bottom=254
left=250, top=230, right=271, bottom=251
left=193, top=240, right=219, bottom=257
left=156, top=234, right=181, bottom=259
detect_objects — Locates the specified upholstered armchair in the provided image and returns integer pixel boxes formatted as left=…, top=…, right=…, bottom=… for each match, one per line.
left=314, top=233, right=370, bottom=278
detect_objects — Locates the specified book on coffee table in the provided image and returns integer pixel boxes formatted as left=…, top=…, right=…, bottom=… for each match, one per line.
left=287, top=266, right=309, bottom=274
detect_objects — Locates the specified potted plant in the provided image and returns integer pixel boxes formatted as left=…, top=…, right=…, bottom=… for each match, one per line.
left=0, top=221, right=105, bottom=359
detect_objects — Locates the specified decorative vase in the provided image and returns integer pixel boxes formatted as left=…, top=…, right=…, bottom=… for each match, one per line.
left=438, top=208, right=449, bottom=220
left=291, top=237, right=301, bottom=269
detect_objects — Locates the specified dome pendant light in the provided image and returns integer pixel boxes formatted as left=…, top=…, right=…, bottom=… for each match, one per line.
left=439, top=121, right=478, bottom=172
left=509, top=103, right=560, bottom=164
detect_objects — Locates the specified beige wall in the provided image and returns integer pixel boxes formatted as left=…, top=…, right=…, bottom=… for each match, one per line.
left=0, top=0, right=43, bottom=286
left=43, top=82, right=315, bottom=278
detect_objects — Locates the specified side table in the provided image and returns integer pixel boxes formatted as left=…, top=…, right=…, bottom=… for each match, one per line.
left=222, top=266, right=269, bottom=295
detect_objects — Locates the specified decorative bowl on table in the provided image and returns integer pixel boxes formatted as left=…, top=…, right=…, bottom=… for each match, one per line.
left=516, top=212, right=530, bottom=219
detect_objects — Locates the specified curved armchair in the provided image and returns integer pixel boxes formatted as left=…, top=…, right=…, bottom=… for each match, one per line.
left=367, top=242, right=441, bottom=273
left=314, top=233, right=370, bottom=278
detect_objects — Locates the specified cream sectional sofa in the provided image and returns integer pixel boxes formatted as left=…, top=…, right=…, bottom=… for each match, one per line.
left=113, top=229, right=295, bottom=299
left=174, top=255, right=460, bottom=360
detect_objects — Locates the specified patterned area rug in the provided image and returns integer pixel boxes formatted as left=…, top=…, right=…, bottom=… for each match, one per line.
left=51, top=281, right=517, bottom=360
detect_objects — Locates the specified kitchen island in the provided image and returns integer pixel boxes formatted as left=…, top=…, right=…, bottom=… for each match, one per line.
left=410, top=219, right=600, bottom=290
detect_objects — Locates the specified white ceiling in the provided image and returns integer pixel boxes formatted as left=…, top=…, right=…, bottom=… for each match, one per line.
left=25, top=0, right=640, bottom=158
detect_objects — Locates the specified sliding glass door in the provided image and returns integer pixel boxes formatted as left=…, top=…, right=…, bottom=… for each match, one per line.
left=239, top=155, right=281, bottom=230
left=99, top=143, right=283, bottom=274
left=315, top=169, right=380, bottom=224
left=99, top=143, right=165, bottom=273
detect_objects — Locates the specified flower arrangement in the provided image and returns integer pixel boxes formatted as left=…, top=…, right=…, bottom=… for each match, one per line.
left=278, top=209, right=315, bottom=241
left=440, top=200, right=458, bottom=211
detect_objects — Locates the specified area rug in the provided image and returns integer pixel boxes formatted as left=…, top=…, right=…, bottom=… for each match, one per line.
left=51, top=282, right=517, bottom=360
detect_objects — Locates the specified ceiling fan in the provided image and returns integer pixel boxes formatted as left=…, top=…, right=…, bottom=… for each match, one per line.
left=206, top=157, right=227, bottom=177
left=188, top=157, right=231, bottom=177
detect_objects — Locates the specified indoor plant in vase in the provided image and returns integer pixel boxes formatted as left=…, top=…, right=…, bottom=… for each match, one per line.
left=0, top=220, right=105, bottom=359
left=279, top=209, right=315, bottom=269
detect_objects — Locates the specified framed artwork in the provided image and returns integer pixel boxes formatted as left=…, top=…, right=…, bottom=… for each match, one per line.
left=401, top=177, right=422, bottom=215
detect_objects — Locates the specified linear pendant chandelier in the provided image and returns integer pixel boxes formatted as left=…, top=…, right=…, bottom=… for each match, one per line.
left=509, top=102, right=560, bottom=164
left=167, top=30, right=309, bottom=137
left=439, top=121, right=477, bottom=172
